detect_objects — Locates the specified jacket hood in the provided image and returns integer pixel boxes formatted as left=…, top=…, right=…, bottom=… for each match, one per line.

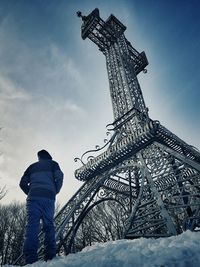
left=37, top=150, right=52, bottom=160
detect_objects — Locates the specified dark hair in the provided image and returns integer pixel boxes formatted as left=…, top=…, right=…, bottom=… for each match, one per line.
left=37, top=150, right=52, bottom=160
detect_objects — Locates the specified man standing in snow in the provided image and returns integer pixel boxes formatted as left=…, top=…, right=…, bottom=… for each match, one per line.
left=19, top=149, right=64, bottom=264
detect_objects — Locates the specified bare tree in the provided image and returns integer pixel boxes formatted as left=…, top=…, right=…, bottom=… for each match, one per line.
left=73, top=200, right=127, bottom=252
left=0, top=202, right=26, bottom=265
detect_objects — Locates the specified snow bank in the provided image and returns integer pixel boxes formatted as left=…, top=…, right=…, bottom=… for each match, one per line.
left=5, top=230, right=200, bottom=267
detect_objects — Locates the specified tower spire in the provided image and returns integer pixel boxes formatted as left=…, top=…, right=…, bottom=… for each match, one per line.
left=78, top=8, right=149, bottom=124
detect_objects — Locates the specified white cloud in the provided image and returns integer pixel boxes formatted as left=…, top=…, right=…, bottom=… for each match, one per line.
left=0, top=75, right=30, bottom=101
left=0, top=42, right=90, bottom=205
left=50, top=44, right=84, bottom=87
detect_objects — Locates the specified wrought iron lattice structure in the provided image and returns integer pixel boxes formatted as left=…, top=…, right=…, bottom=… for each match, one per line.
left=15, top=8, right=200, bottom=265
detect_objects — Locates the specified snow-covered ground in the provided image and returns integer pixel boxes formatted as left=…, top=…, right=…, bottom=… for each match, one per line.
left=5, top=230, right=200, bottom=267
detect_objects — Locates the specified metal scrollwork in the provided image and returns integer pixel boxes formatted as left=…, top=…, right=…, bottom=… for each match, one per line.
left=74, top=129, right=115, bottom=166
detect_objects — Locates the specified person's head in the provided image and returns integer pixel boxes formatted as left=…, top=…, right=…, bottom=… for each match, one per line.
left=37, top=150, right=52, bottom=160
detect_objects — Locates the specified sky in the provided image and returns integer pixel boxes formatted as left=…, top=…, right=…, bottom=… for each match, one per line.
left=0, top=0, right=200, bottom=205
left=6, top=230, right=200, bottom=266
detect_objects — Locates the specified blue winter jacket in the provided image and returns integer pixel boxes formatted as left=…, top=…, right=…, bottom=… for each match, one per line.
left=19, top=159, right=64, bottom=200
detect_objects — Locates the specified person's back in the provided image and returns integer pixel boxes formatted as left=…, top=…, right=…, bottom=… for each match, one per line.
left=20, top=158, right=63, bottom=200
left=19, top=150, right=64, bottom=264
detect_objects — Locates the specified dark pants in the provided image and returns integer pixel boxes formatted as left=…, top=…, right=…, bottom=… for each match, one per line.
left=23, top=198, right=56, bottom=264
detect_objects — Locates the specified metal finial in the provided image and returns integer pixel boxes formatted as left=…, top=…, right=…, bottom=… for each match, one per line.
left=76, top=11, right=82, bottom=18
left=76, top=11, right=87, bottom=21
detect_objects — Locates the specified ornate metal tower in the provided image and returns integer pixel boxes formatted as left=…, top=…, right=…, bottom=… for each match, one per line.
left=73, top=8, right=200, bottom=236
left=15, top=8, right=200, bottom=265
